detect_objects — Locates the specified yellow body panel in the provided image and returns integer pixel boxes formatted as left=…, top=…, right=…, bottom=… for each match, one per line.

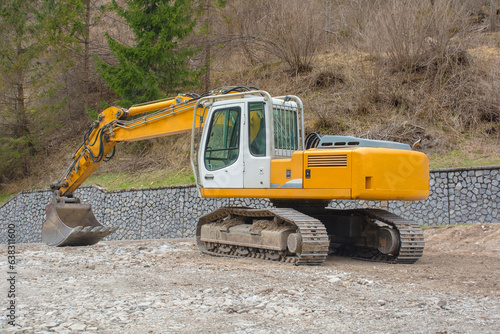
left=303, top=150, right=352, bottom=189
left=270, top=151, right=304, bottom=187
left=350, top=147, right=429, bottom=200
left=203, top=147, right=429, bottom=201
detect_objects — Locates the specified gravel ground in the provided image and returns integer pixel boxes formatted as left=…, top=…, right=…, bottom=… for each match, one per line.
left=1, top=224, right=499, bottom=334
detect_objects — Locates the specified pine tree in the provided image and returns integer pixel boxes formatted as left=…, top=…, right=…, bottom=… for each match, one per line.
left=0, top=0, right=53, bottom=179
left=0, top=0, right=80, bottom=182
left=96, top=0, right=198, bottom=107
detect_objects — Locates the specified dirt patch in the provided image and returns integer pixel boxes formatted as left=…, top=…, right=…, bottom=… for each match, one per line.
left=329, top=224, right=500, bottom=297
left=1, top=224, right=499, bottom=333
left=424, top=223, right=500, bottom=257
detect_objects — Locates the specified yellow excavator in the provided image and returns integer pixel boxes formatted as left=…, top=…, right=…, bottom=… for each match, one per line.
left=44, top=86, right=429, bottom=265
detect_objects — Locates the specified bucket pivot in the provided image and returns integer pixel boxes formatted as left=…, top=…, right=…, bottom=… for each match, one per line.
left=42, top=196, right=117, bottom=247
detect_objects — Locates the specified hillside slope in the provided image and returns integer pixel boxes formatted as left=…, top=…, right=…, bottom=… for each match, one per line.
left=1, top=30, right=500, bottom=200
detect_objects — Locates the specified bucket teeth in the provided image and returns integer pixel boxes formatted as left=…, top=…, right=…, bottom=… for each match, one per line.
left=42, top=201, right=117, bottom=247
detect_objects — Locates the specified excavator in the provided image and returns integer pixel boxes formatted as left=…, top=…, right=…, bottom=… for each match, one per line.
left=43, top=86, right=429, bottom=265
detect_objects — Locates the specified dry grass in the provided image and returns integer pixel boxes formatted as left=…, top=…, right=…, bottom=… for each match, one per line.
left=1, top=0, right=499, bottom=199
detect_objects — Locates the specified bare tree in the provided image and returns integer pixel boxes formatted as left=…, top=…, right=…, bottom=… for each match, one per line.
left=364, top=0, right=470, bottom=75
left=491, top=0, right=497, bottom=32
left=197, top=0, right=227, bottom=92
left=229, top=0, right=323, bottom=74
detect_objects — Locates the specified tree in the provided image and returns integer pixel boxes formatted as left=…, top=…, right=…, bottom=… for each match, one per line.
left=230, top=0, right=321, bottom=74
left=63, top=0, right=101, bottom=114
left=56, top=0, right=109, bottom=120
left=0, top=1, right=38, bottom=143
left=196, top=0, right=226, bottom=91
left=96, top=0, right=198, bottom=107
left=0, top=0, right=54, bottom=179
left=0, top=0, right=79, bottom=182
left=491, top=0, right=497, bottom=32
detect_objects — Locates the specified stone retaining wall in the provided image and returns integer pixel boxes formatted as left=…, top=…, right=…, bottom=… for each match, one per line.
left=1, top=166, right=499, bottom=244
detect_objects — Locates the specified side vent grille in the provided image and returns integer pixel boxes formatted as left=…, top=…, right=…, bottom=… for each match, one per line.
left=308, top=154, right=347, bottom=167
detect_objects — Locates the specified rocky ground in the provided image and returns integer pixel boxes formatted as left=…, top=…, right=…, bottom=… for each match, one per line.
left=1, top=224, right=499, bottom=334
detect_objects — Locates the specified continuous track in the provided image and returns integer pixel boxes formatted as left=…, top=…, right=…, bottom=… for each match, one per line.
left=196, top=207, right=330, bottom=265
left=329, top=208, right=425, bottom=264
left=196, top=207, right=425, bottom=265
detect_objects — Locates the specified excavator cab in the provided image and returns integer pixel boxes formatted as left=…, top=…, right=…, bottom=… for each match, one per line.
left=43, top=196, right=116, bottom=246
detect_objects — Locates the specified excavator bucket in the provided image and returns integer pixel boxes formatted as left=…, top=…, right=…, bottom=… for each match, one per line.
left=42, top=202, right=117, bottom=247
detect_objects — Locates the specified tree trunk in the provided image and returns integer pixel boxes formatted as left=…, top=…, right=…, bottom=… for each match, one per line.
left=15, top=76, right=28, bottom=138
left=14, top=44, right=28, bottom=139
left=204, top=42, right=211, bottom=92
left=83, top=0, right=91, bottom=111
left=15, top=45, right=34, bottom=174
left=491, top=0, right=497, bottom=32
left=203, top=0, right=212, bottom=92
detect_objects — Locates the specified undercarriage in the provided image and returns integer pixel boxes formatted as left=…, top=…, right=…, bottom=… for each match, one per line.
left=196, top=202, right=425, bottom=265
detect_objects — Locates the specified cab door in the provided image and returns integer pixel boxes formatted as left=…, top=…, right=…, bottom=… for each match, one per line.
left=243, top=101, right=270, bottom=188
left=199, top=103, right=244, bottom=188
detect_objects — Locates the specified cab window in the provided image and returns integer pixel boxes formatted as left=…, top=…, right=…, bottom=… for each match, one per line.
left=248, top=102, right=266, bottom=156
left=273, top=106, right=298, bottom=156
left=204, top=107, right=241, bottom=171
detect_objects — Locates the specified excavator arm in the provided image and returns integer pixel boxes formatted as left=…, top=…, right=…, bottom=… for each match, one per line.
left=52, top=96, right=195, bottom=197
left=44, top=87, right=257, bottom=246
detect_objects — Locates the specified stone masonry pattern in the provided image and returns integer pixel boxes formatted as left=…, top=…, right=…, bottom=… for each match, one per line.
left=1, top=166, right=499, bottom=244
